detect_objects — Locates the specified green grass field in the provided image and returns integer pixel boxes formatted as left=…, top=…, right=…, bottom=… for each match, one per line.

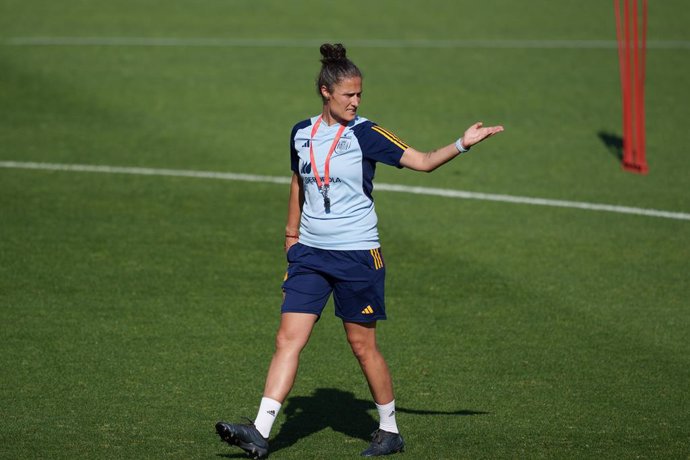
left=1, top=1, right=689, bottom=458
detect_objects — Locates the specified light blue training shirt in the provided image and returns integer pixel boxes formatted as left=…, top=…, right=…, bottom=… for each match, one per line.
left=290, top=115, right=409, bottom=250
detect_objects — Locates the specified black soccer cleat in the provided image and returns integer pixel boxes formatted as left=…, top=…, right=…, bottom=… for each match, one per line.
left=361, top=429, right=405, bottom=457
left=216, top=420, right=269, bottom=459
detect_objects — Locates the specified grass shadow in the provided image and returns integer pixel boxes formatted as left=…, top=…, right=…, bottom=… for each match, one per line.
left=217, top=387, right=488, bottom=457
left=270, top=388, right=488, bottom=454
left=598, top=131, right=624, bottom=161
left=397, top=407, right=489, bottom=416
left=269, top=388, right=375, bottom=454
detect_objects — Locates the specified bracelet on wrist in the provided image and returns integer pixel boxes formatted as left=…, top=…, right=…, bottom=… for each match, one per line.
left=455, top=137, right=470, bottom=153
left=285, top=234, right=299, bottom=239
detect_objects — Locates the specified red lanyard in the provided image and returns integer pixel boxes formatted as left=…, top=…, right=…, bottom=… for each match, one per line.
left=309, top=115, right=346, bottom=191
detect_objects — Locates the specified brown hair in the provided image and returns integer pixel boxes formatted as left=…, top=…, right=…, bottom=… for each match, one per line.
left=316, top=43, right=362, bottom=102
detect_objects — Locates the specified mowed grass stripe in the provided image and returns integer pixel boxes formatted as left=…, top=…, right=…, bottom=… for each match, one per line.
left=4, top=36, right=690, bottom=50
left=2, top=160, right=689, bottom=221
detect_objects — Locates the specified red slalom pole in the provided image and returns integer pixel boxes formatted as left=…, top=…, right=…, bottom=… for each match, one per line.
left=635, top=0, right=648, bottom=173
left=615, top=0, right=648, bottom=174
left=615, top=0, right=633, bottom=171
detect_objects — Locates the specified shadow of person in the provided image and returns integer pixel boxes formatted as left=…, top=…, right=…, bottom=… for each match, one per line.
left=267, top=387, right=489, bottom=455
left=270, top=388, right=375, bottom=454
left=397, top=407, right=488, bottom=416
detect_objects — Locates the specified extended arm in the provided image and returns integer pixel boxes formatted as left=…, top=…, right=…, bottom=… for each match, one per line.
left=284, top=172, right=304, bottom=252
left=399, top=122, right=504, bottom=172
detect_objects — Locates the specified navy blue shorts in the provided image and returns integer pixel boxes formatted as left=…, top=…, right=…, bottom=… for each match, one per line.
left=281, top=243, right=387, bottom=322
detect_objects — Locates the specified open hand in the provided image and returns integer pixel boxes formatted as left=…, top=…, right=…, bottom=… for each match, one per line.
left=461, top=122, right=504, bottom=149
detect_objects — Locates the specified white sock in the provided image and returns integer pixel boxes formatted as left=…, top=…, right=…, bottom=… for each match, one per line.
left=376, top=400, right=399, bottom=434
left=254, top=397, right=282, bottom=438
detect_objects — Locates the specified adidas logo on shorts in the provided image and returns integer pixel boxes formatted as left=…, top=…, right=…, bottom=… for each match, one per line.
left=361, top=305, right=374, bottom=315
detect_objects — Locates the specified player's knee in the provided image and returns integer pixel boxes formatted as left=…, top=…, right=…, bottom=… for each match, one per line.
left=347, top=335, right=378, bottom=362
left=275, top=329, right=308, bottom=353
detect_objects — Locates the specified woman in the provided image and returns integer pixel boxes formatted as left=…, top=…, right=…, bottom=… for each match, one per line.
left=217, top=43, right=503, bottom=459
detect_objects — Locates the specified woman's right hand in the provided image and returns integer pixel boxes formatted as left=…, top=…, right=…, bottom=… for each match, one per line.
left=285, top=235, right=299, bottom=253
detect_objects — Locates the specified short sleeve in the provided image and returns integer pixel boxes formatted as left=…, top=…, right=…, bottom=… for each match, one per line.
left=352, top=121, right=409, bottom=168
left=290, top=119, right=311, bottom=173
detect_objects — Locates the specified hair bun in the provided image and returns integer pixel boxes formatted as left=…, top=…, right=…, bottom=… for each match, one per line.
left=316, top=42, right=361, bottom=100
left=320, top=43, right=347, bottom=64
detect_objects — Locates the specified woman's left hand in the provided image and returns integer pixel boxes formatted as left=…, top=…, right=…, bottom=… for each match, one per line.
left=461, top=122, right=504, bottom=149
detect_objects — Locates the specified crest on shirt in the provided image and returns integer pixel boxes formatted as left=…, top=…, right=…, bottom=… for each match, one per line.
left=335, top=138, right=352, bottom=154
